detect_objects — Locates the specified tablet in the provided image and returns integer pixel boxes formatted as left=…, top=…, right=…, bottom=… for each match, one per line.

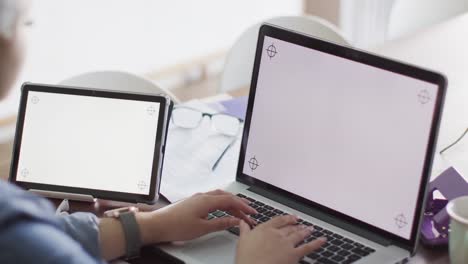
left=9, top=83, right=172, bottom=204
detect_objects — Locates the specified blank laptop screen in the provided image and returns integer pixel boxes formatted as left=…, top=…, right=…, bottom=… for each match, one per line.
left=242, top=36, right=439, bottom=239
left=16, top=91, right=160, bottom=195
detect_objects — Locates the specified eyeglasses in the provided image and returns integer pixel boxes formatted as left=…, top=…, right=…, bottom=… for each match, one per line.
left=171, top=106, right=243, bottom=170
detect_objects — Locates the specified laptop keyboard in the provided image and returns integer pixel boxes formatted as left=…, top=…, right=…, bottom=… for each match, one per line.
left=207, top=193, right=376, bottom=264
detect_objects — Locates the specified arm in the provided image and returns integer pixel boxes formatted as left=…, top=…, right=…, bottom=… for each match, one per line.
left=98, top=211, right=166, bottom=260
left=67, top=189, right=325, bottom=263
left=99, top=190, right=257, bottom=260
left=98, top=216, right=125, bottom=260
left=0, top=220, right=104, bottom=264
left=0, top=181, right=104, bottom=263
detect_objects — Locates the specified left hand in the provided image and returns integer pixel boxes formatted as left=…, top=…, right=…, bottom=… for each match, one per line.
left=137, top=190, right=257, bottom=244
left=236, top=216, right=326, bottom=264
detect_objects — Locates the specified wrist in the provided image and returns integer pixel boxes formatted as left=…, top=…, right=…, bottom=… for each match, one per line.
left=135, top=211, right=166, bottom=245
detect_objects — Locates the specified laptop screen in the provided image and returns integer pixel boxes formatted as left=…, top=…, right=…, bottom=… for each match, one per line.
left=15, top=91, right=160, bottom=195
left=242, top=35, right=439, bottom=240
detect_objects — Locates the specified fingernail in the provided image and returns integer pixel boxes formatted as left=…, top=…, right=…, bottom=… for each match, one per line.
left=308, top=226, right=315, bottom=232
left=318, top=237, right=327, bottom=242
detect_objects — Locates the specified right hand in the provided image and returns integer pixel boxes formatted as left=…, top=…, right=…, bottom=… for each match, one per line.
left=137, top=189, right=257, bottom=244
left=236, top=215, right=326, bottom=264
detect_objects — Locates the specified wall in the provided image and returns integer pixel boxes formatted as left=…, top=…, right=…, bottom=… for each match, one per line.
left=0, top=0, right=302, bottom=118
left=22, top=0, right=302, bottom=84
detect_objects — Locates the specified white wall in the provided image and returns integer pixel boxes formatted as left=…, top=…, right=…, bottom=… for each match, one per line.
left=339, top=0, right=395, bottom=48
left=22, top=0, right=302, bottom=84
left=0, top=0, right=301, bottom=118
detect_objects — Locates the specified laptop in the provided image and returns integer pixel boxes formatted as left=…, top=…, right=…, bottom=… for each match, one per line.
left=158, top=24, right=446, bottom=264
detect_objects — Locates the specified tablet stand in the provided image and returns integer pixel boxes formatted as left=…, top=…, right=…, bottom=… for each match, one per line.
left=31, top=189, right=163, bottom=212
left=30, top=189, right=96, bottom=203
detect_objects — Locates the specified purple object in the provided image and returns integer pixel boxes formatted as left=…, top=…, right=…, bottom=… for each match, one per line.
left=219, top=96, right=248, bottom=120
left=421, top=167, right=468, bottom=247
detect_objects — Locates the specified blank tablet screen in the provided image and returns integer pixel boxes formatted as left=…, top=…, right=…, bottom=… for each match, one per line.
left=15, top=90, right=160, bottom=195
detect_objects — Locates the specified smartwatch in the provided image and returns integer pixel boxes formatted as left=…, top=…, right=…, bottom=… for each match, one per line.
left=104, top=206, right=142, bottom=259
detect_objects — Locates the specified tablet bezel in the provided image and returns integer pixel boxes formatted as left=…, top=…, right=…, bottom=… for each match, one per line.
left=236, top=24, right=446, bottom=253
left=10, top=83, right=170, bottom=204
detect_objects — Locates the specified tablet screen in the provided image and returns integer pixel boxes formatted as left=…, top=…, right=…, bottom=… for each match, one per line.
left=15, top=90, right=161, bottom=195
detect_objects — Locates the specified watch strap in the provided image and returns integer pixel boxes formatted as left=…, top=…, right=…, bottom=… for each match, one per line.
left=119, top=211, right=142, bottom=258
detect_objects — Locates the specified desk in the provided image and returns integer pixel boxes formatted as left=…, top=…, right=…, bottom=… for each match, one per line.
left=56, top=198, right=449, bottom=264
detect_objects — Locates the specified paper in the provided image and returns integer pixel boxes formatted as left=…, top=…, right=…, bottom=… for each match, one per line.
left=219, top=96, right=248, bottom=120
left=431, top=153, right=452, bottom=181
left=209, top=96, right=248, bottom=121
left=160, top=100, right=241, bottom=202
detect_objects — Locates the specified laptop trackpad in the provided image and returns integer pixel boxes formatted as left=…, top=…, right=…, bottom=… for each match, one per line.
left=182, top=234, right=236, bottom=263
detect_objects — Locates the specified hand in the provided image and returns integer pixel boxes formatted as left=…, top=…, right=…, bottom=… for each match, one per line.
left=137, top=190, right=257, bottom=244
left=236, top=215, right=326, bottom=264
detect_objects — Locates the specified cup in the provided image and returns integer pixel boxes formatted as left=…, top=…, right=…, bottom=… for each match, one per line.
left=447, top=196, right=468, bottom=264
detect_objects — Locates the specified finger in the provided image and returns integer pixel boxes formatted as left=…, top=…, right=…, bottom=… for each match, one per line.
left=205, top=194, right=257, bottom=215
left=264, top=215, right=298, bottom=229
left=241, top=198, right=252, bottom=205
left=287, top=228, right=312, bottom=245
left=205, top=189, right=230, bottom=196
left=204, top=190, right=252, bottom=207
left=239, top=220, right=251, bottom=236
left=227, top=209, right=256, bottom=226
left=279, top=225, right=307, bottom=237
left=239, top=210, right=257, bottom=226
left=203, top=216, right=240, bottom=233
left=295, top=237, right=327, bottom=257
left=204, top=190, right=252, bottom=204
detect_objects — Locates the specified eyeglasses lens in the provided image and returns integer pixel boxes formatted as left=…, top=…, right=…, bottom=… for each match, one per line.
left=172, top=108, right=203, bottom=128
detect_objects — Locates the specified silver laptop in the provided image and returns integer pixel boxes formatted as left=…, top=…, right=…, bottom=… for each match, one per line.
left=158, top=24, right=446, bottom=264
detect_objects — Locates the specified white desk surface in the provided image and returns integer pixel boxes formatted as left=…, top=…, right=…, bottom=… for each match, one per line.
left=370, top=13, right=468, bottom=264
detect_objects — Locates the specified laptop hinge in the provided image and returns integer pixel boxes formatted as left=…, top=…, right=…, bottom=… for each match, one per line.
left=248, top=185, right=394, bottom=247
